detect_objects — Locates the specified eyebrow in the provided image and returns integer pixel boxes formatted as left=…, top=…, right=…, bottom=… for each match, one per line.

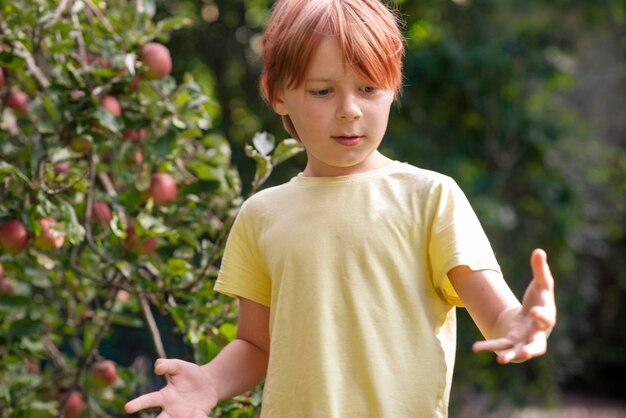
left=303, top=78, right=337, bottom=83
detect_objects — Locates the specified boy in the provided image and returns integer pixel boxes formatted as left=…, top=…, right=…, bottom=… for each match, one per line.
left=125, top=0, right=556, bottom=416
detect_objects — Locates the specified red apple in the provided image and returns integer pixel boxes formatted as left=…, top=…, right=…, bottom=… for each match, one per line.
left=90, top=201, right=112, bottom=225
left=146, top=172, right=177, bottom=205
left=6, top=90, right=29, bottom=114
left=0, top=277, right=15, bottom=296
left=99, top=95, right=122, bottom=117
left=60, top=391, right=84, bottom=418
left=69, top=89, right=85, bottom=100
left=34, top=217, right=64, bottom=250
left=117, top=289, right=130, bottom=302
left=122, top=127, right=146, bottom=142
left=54, top=161, right=71, bottom=176
left=92, top=360, right=119, bottom=386
left=25, top=358, right=40, bottom=373
left=124, top=225, right=158, bottom=255
left=0, top=220, right=28, bottom=253
left=134, top=149, right=144, bottom=165
left=141, top=42, right=172, bottom=79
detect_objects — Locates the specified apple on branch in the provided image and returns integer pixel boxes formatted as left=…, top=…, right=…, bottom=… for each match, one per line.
left=34, top=217, right=65, bottom=251
left=99, top=95, right=122, bottom=117
left=141, top=42, right=172, bottom=80
left=6, top=90, right=29, bottom=115
left=0, top=219, right=29, bottom=253
left=0, top=277, right=15, bottom=296
left=124, top=224, right=158, bottom=255
left=145, top=172, right=177, bottom=205
left=54, top=161, right=71, bottom=176
left=90, top=201, right=112, bottom=226
left=92, top=359, right=119, bottom=387
left=0, top=262, right=15, bottom=296
left=122, top=127, right=146, bottom=142
left=59, top=391, right=84, bottom=418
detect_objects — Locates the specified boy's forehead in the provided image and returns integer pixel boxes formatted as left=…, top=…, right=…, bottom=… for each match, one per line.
left=303, top=37, right=352, bottom=78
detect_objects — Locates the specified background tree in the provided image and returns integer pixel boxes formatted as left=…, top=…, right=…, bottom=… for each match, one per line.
left=0, top=0, right=300, bottom=417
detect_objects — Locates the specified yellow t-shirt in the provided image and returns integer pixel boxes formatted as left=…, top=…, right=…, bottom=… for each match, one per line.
left=215, top=161, right=500, bottom=417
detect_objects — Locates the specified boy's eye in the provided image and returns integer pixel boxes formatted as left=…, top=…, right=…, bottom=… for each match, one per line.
left=362, top=86, right=377, bottom=93
left=309, top=88, right=331, bottom=97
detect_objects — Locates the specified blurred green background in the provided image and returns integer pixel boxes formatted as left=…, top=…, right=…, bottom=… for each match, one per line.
left=151, top=0, right=625, bottom=414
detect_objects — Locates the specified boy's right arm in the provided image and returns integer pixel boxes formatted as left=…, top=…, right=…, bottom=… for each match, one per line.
left=124, top=297, right=270, bottom=417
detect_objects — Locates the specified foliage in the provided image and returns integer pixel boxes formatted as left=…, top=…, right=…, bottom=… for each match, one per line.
left=0, top=0, right=301, bottom=417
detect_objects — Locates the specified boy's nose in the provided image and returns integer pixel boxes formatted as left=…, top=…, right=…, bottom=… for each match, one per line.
left=336, top=95, right=363, bottom=120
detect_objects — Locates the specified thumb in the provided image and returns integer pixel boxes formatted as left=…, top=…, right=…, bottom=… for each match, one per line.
left=530, top=248, right=554, bottom=291
left=154, top=358, right=186, bottom=376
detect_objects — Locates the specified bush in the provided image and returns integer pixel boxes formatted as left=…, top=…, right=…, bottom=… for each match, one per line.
left=0, top=1, right=300, bottom=416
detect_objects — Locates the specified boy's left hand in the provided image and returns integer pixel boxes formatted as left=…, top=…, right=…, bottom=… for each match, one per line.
left=473, top=249, right=557, bottom=364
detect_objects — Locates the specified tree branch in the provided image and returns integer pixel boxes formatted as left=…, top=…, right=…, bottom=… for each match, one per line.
left=12, top=39, right=50, bottom=89
left=138, top=291, right=168, bottom=362
left=83, top=0, right=122, bottom=42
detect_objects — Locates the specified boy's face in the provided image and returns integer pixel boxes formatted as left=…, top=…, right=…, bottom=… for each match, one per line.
left=274, top=37, right=394, bottom=177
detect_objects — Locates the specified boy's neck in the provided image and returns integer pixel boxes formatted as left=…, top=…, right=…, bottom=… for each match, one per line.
left=301, top=151, right=393, bottom=178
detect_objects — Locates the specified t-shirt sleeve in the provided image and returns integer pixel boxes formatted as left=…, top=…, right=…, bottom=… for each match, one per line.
left=428, top=177, right=501, bottom=307
left=214, top=202, right=272, bottom=307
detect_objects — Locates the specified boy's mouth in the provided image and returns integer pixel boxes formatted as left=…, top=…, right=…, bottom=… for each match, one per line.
left=332, top=134, right=364, bottom=146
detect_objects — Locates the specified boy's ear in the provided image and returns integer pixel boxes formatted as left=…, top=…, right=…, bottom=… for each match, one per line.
left=273, top=93, right=288, bottom=116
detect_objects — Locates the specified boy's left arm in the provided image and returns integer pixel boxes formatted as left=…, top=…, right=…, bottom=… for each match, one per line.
left=448, top=249, right=556, bottom=364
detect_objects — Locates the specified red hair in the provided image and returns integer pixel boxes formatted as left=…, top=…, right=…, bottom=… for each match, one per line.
left=260, top=0, right=405, bottom=109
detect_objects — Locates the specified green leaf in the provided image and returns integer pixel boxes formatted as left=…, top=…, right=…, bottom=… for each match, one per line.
left=40, top=95, right=60, bottom=123
left=219, top=322, right=237, bottom=342
left=7, top=318, right=44, bottom=340
left=195, top=337, right=221, bottom=364
left=272, top=138, right=304, bottom=167
left=136, top=213, right=166, bottom=234
left=166, top=258, right=192, bottom=276
left=156, top=16, right=193, bottom=33
left=187, top=161, right=220, bottom=181
left=93, top=107, right=123, bottom=134
left=58, top=199, right=85, bottom=244
left=0, top=161, right=34, bottom=187
left=49, top=147, right=74, bottom=164
left=31, top=249, right=56, bottom=270
left=110, top=214, right=126, bottom=238
left=18, top=401, right=56, bottom=417
left=0, top=295, right=30, bottom=314
left=245, top=144, right=272, bottom=188
left=110, top=313, right=143, bottom=328
left=152, top=126, right=179, bottom=159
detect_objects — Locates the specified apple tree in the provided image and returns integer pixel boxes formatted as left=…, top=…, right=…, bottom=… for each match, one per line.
left=0, top=0, right=301, bottom=417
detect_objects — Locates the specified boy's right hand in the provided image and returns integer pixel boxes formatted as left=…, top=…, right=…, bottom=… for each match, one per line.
left=125, top=358, right=218, bottom=417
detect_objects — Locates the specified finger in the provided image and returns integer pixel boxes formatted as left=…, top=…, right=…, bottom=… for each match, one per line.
left=125, top=391, right=163, bottom=413
left=521, top=332, right=548, bottom=358
left=496, top=348, right=520, bottom=364
left=473, top=337, right=513, bottom=353
left=530, top=248, right=554, bottom=291
left=154, top=358, right=185, bottom=376
left=531, top=306, right=556, bottom=330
